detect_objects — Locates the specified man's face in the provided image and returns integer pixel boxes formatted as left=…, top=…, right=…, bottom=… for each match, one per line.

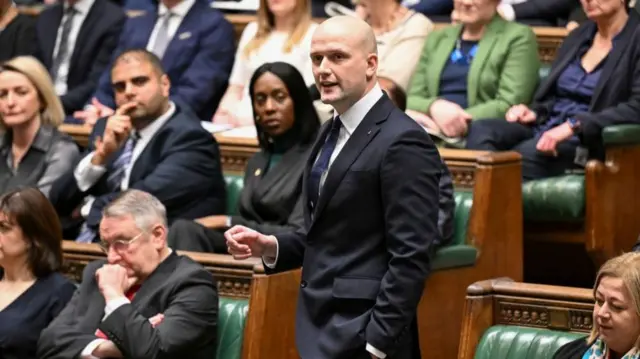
left=111, top=56, right=170, bottom=122
left=99, top=214, right=164, bottom=279
left=310, top=26, right=377, bottom=113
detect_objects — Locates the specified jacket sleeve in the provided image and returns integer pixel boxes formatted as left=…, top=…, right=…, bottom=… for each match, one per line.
left=37, top=139, right=80, bottom=199
left=465, top=26, right=540, bottom=120
left=406, top=31, right=440, bottom=113
left=365, top=128, right=441, bottom=356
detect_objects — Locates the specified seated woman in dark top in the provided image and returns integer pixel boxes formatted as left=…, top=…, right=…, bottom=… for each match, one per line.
left=0, top=56, right=79, bottom=197
left=0, top=0, right=37, bottom=62
left=168, top=62, right=321, bottom=253
left=0, top=187, right=76, bottom=359
left=405, top=0, right=539, bottom=145
left=465, top=0, right=640, bottom=181
left=553, top=252, right=640, bottom=359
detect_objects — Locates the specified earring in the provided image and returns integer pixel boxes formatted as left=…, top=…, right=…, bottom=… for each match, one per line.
left=255, top=115, right=260, bottom=121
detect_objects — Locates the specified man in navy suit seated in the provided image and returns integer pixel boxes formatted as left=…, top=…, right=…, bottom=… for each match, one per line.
left=50, top=49, right=226, bottom=242
left=35, top=0, right=126, bottom=115
left=71, top=0, right=235, bottom=124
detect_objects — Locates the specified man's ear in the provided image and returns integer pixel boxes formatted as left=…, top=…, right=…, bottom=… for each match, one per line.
left=366, top=53, right=378, bottom=80
left=160, top=74, right=171, bottom=97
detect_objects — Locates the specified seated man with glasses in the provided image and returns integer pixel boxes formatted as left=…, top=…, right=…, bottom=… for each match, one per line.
left=37, top=189, right=219, bottom=359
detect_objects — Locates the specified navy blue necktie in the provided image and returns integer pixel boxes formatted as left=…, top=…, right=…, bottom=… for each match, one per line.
left=308, top=116, right=342, bottom=210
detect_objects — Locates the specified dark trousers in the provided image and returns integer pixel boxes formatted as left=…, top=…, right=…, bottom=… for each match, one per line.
left=465, top=119, right=581, bottom=181
left=167, top=219, right=227, bottom=253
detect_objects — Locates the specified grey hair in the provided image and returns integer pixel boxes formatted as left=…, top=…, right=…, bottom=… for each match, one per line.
left=102, top=190, right=168, bottom=231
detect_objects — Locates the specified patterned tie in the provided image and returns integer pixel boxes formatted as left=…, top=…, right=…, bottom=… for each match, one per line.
left=107, top=134, right=139, bottom=191
left=307, top=117, right=342, bottom=210
left=50, top=6, right=77, bottom=81
left=151, top=12, right=173, bottom=59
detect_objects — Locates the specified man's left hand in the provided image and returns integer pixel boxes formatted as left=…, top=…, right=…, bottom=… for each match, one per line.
left=536, top=122, right=574, bottom=156
left=96, top=264, right=137, bottom=301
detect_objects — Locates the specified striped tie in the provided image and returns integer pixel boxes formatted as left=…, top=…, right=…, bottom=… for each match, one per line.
left=50, top=6, right=77, bottom=81
left=107, top=134, right=139, bottom=191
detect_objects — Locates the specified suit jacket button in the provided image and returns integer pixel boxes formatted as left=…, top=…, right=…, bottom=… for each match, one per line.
left=300, top=281, right=307, bottom=288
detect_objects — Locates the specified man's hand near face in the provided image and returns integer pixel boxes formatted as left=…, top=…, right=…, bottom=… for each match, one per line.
left=95, top=264, right=138, bottom=302
left=91, top=102, right=137, bottom=166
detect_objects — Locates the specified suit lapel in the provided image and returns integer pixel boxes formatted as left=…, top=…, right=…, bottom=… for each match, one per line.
left=42, top=6, right=64, bottom=67
left=590, top=12, right=640, bottom=106
left=135, top=13, right=159, bottom=49
left=429, top=27, right=460, bottom=99
left=161, top=1, right=201, bottom=70
left=302, top=121, right=332, bottom=225
left=255, top=145, right=305, bottom=197
left=131, top=252, right=180, bottom=305
left=311, top=95, right=393, bottom=221
left=70, top=0, right=100, bottom=71
left=467, top=16, right=503, bottom=106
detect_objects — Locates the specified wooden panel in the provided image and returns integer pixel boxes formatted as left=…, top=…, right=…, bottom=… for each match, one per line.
left=458, top=278, right=593, bottom=359
left=62, top=240, right=262, bottom=299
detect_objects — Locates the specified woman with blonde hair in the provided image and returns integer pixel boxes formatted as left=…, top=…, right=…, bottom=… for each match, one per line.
left=0, top=56, right=79, bottom=197
left=553, top=252, right=640, bottom=359
left=212, top=0, right=317, bottom=127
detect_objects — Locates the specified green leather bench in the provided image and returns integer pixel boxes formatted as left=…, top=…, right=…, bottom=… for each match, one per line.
left=217, top=297, right=249, bottom=359
left=473, top=326, right=583, bottom=359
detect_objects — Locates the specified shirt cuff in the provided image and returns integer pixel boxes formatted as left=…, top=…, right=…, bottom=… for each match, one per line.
left=103, top=297, right=130, bottom=320
left=80, top=338, right=107, bottom=359
left=74, top=152, right=107, bottom=192
left=262, top=236, right=279, bottom=269
left=498, top=3, right=516, bottom=21
left=366, top=343, right=387, bottom=358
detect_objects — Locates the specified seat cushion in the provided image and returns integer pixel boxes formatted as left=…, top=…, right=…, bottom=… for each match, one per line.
left=224, top=175, right=244, bottom=216
left=602, top=124, right=640, bottom=146
left=217, top=297, right=249, bottom=359
left=523, top=175, right=585, bottom=222
left=433, top=191, right=477, bottom=270
left=474, top=325, right=585, bottom=359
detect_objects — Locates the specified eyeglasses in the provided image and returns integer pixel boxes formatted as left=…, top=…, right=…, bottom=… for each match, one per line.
left=99, top=232, right=145, bottom=253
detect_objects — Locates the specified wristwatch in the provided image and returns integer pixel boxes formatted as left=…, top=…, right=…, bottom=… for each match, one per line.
left=567, top=117, right=582, bottom=134
left=226, top=216, right=232, bottom=228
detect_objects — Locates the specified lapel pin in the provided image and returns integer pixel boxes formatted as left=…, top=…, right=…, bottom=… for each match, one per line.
left=254, top=169, right=261, bottom=176
left=367, top=130, right=372, bottom=135
left=178, top=32, right=192, bottom=40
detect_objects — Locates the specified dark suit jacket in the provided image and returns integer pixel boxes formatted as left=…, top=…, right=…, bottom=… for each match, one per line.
left=531, top=11, right=640, bottom=159
left=37, top=252, right=219, bottom=359
left=512, top=0, right=578, bottom=26
left=92, top=0, right=235, bottom=121
left=0, top=14, right=37, bottom=62
left=231, top=144, right=314, bottom=234
left=36, top=0, right=125, bottom=114
left=552, top=337, right=590, bottom=359
left=268, top=95, right=443, bottom=359
left=49, top=104, right=226, bottom=234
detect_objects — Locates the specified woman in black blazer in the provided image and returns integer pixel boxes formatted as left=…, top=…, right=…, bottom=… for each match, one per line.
left=168, top=62, right=321, bottom=253
left=0, top=0, right=37, bottom=62
left=466, top=0, right=640, bottom=181
left=552, top=252, right=640, bottom=359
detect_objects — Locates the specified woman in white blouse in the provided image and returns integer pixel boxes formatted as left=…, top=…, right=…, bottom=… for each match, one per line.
left=355, top=0, right=433, bottom=91
left=213, top=0, right=317, bottom=127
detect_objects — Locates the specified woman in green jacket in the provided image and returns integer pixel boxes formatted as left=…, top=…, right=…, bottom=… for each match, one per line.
left=406, top=0, right=540, bottom=143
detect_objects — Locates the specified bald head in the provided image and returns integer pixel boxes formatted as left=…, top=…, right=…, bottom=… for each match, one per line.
left=315, top=16, right=378, bottom=55
left=310, top=16, right=379, bottom=114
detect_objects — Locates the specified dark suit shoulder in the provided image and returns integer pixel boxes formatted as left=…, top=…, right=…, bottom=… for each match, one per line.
left=553, top=337, right=590, bottom=359
left=379, top=106, right=435, bottom=146
left=173, top=255, right=217, bottom=284
left=81, top=259, right=107, bottom=282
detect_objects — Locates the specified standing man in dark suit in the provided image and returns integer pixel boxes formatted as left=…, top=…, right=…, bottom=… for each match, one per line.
left=38, top=189, right=219, bottom=359
left=50, top=49, right=226, bottom=242
left=72, top=0, right=235, bottom=124
left=226, top=16, right=443, bottom=359
left=35, top=0, right=125, bottom=114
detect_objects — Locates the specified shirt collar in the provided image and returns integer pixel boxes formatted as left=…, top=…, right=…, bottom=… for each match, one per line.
left=0, top=125, right=54, bottom=154
left=65, top=0, right=95, bottom=15
left=335, top=83, right=383, bottom=136
left=136, top=101, right=176, bottom=140
left=158, top=0, right=195, bottom=18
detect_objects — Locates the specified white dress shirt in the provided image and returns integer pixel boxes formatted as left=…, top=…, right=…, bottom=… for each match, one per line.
left=146, top=0, right=196, bottom=53
left=52, top=0, right=96, bottom=96
left=264, top=84, right=387, bottom=358
left=75, top=102, right=176, bottom=217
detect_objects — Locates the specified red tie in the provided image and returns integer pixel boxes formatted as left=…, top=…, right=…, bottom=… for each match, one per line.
left=95, top=285, right=141, bottom=339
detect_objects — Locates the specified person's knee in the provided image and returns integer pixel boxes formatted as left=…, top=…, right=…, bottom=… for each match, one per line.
left=465, top=119, right=501, bottom=149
